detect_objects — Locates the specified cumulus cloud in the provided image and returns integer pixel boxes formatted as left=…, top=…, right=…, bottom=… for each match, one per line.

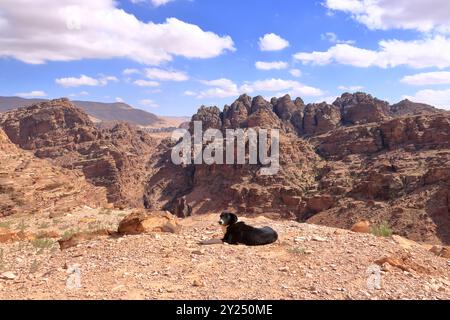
left=255, top=61, right=288, bottom=70
left=324, top=0, right=450, bottom=33
left=403, top=88, right=450, bottom=110
left=400, top=71, right=450, bottom=86
left=183, top=90, right=197, bottom=96
left=294, top=36, right=450, bottom=69
left=338, top=85, right=364, bottom=91
left=55, top=74, right=118, bottom=88
left=133, top=79, right=160, bottom=87
left=150, top=0, right=173, bottom=7
left=15, top=90, right=47, bottom=98
left=321, top=32, right=355, bottom=44
left=139, top=99, right=160, bottom=108
left=196, top=78, right=239, bottom=99
left=0, top=1, right=235, bottom=65
left=123, top=68, right=140, bottom=75
left=190, top=78, right=324, bottom=99
left=131, top=0, right=174, bottom=7
left=258, top=33, right=289, bottom=51
left=69, top=91, right=89, bottom=97
left=145, top=68, right=189, bottom=81
left=115, top=97, right=125, bottom=102
left=289, top=69, right=302, bottom=77
left=241, top=79, right=324, bottom=97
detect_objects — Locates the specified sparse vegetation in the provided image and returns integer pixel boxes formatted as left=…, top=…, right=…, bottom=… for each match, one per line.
left=61, top=229, right=80, bottom=241
left=38, top=221, right=50, bottom=229
left=31, top=238, right=54, bottom=252
left=29, top=259, right=41, bottom=273
left=371, top=221, right=393, bottom=237
left=17, top=219, right=28, bottom=232
left=0, top=221, right=12, bottom=229
left=287, top=246, right=310, bottom=255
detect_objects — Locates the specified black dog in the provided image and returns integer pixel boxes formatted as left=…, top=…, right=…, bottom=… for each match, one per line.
left=219, top=212, right=278, bottom=246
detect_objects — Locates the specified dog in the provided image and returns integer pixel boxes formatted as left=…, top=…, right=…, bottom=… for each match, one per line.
left=219, top=212, right=278, bottom=246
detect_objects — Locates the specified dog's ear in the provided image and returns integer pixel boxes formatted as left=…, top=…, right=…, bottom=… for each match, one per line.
left=229, top=213, right=238, bottom=224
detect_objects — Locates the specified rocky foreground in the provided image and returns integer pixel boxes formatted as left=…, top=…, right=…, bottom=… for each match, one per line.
left=0, top=213, right=449, bottom=300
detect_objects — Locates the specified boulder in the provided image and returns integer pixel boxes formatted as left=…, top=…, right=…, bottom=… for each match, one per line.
left=118, top=210, right=181, bottom=235
left=58, top=229, right=112, bottom=250
left=351, top=221, right=371, bottom=234
left=306, top=195, right=335, bottom=213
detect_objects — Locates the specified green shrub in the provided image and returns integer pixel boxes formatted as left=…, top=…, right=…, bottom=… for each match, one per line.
left=31, top=238, right=54, bottom=251
left=371, top=221, right=393, bottom=237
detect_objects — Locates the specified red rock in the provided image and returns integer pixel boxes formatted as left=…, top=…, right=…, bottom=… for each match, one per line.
left=118, top=210, right=181, bottom=235
left=351, top=221, right=371, bottom=233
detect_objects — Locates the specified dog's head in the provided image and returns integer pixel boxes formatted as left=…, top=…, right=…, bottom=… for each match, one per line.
left=219, top=212, right=238, bottom=226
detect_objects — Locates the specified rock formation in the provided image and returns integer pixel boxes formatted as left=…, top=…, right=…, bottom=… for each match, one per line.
left=1, top=93, right=448, bottom=244
left=144, top=93, right=450, bottom=244
left=0, top=99, right=155, bottom=207
left=0, top=128, right=107, bottom=217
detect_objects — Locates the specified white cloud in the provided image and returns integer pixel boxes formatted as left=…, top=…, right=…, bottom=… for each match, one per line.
left=145, top=68, right=188, bottom=81
left=258, top=33, right=289, bottom=51
left=338, top=85, right=364, bottom=91
left=115, top=97, right=124, bottom=102
left=0, top=1, right=234, bottom=65
left=131, top=0, right=174, bottom=6
left=294, top=36, right=450, bottom=69
left=150, top=0, right=174, bottom=7
left=400, top=71, right=450, bottom=86
left=289, top=69, right=302, bottom=77
left=403, top=88, right=450, bottom=110
left=69, top=91, right=89, bottom=97
left=15, top=90, right=47, bottom=98
left=321, top=32, right=355, bottom=44
left=55, top=74, right=118, bottom=88
left=190, top=78, right=324, bottom=99
left=139, top=99, right=160, bottom=108
left=196, top=78, right=239, bottom=99
left=324, top=0, right=450, bottom=33
left=255, top=61, right=288, bottom=70
left=123, top=68, right=140, bottom=75
left=100, top=76, right=119, bottom=84
left=240, top=79, right=324, bottom=97
left=133, top=79, right=160, bottom=87
left=184, top=90, right=197, bottom=96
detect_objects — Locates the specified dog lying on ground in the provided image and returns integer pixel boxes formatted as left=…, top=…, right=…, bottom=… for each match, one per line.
left=218, top=212, right=278, bottom=246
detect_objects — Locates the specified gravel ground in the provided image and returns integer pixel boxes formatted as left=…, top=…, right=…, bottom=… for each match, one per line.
left=0, top=214, right=449, bottom=300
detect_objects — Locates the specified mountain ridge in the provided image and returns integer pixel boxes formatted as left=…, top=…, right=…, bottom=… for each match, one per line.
left=0, top=96, right=169, bottom=127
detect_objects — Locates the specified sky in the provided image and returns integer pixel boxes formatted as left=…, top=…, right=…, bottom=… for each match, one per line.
left=1, top=0, right=450, bottom=116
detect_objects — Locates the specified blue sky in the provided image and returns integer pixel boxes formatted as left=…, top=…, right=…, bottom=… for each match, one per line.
left=1, top=0, right=450, bottom=116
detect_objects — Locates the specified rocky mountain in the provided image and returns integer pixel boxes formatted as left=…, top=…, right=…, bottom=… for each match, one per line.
left=0, top=98, right=156, bottom=207
left=0, top=96, right=162, bottom=127
left=0, top=93, right=448, bottom=245
left=144, top=93, right=450, bottom=244
left=0, top=128, right=107, bottom=217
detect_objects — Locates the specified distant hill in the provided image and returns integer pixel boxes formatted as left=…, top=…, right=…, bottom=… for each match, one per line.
left=0, top=96, right=164, bottom=127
